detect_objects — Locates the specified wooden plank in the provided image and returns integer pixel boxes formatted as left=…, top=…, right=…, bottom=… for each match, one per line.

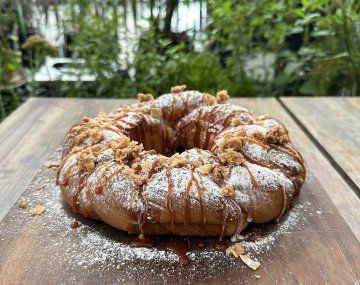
left=0, top=97, right=134, bottom=221
left=0, top=160, right=359, bottom=284
left=280, top=97, right=360, bottom=192
left=0, top=97, right=359, bottom=284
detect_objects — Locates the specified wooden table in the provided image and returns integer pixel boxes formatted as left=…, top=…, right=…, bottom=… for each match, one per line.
left=0, top=97, right=359, bottom=284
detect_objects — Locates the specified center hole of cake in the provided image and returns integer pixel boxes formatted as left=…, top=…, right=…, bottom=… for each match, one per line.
left=130, top=126, right=199, bottom=157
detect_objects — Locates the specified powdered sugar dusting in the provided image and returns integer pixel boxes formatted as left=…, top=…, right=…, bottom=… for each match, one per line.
left=0, top=150, right=317, bottom=283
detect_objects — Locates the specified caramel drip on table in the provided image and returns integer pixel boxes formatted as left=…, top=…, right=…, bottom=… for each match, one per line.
left=132, top=235, right=156, bottom=248
left=166, top=169, right=175, bottom=230
left=164, top=240, right=190, bottom=265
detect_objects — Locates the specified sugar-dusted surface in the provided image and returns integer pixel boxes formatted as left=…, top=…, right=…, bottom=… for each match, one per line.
left=1, top=150, right=359, bottom=284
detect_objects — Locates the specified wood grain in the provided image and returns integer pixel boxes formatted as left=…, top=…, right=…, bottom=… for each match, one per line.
left=280, top=97, right=360, bottom=192
left=0, top=157, right=359, bottom=285
left=0, top=97, right=359, bottom=284
left=0, top=98, right=134, bottom=221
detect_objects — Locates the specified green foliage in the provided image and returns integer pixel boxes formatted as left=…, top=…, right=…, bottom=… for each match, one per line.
left=0, top=0, right=359, bottom=121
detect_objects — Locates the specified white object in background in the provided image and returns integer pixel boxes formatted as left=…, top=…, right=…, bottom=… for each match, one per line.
left=33, top=57, right=97, bottom=82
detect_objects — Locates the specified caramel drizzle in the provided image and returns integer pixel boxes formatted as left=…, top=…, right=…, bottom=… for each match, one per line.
left=242, top=163, right=259, bottom=190
left=61, top=161, right=78, bottom=187
left=219, top=203, right=229, bottom=241
left=183, top=167, right=194, bottom=225
left=94, top=162, right=118, bottom=195
left=275, top=184, right=287, bottom=222
left=166, top=168, right=175, bottom=230
left=72, top=180, right=87, bottom=213
left=192, top=171, right=206, bottom=235
left=138, top=185, right=149, bottom=234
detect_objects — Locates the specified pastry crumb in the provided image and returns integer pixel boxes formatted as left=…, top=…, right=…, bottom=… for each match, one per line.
left=138, top=93, right=154, bottom=102
left=30, top=205, right=46, bottom=216
left=199, top=164, right=214, bottom=175
left=221, top=185, right=236, bottom=197
left=43, top=161, right=60, bottom=168
left=255, top=274, right=260, bottom=279
left=18, top=199, right=26, bottom=208
left=226, top=242, right=244, bottom=257
left=170, top=84, right=186, bottom=93
left=116, top=264, right=121, bottom=270
left=216, top=90, right=230, bottom=104
left=35, top=184, right=45, bottom=190
left=240, top=255, right=261, bottom=270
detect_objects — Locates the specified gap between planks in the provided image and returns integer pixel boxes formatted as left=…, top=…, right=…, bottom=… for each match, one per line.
left=277, top=97, right=360, bottom=198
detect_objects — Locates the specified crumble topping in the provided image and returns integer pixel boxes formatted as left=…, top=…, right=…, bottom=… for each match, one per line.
left=221, top=185, right=235, bottom=197
left=121, top=165, right=147, bottom=185
left=77, top=148, right=96, bottom=172
left=170, top=84, right=186, bottom=93
left=110, top=137, right=144, bottom=164
left=218, top=149, right=244, bottom=165
left=230, top=117, right=242, bottom=127
left=251, top=130, right=266, bottom=141
left=204, top=93, right=216, bottom=105
left=30, top=204, right=46, bottom=215
left=216, top=90, right=230, bottom=104
left=222, top=137, right=243, bottom=151
left=266, top=126, right=288, bottom=144
left=138, top=93, right=154, bottom=102
left=212, top=166, right=230, bottom=179
left=167, top=153, right=188, bottom=168
left=141, top=162, right=152, bottom=172
left=89, top=129, right=104, bottom=143
left=82, top=116, right=90, bottom=122
left=199, top=164, right=214, bottom=175
left=150, top=108, right=163, bottom=118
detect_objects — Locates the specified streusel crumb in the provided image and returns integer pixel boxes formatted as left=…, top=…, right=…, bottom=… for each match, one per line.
left=30, top=205, right=46, bottom=215
left=226, top=242, right=244, bottom=257
left=138, top=93, right=154, bottom=102
left=18, top=199, right=26, bottom=208
left=222, top=184, right=235, bottom=197
left=170, top=84, right=186, bottom=93
left=216, top=90, right=230, bottom=104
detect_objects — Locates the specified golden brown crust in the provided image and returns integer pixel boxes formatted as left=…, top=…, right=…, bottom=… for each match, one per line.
left=170, top=84, right=186, bottom=93
left=57, top=87, right=305, bottom=237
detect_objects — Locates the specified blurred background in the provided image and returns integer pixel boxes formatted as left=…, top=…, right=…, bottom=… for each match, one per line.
left=0, top=0, right=359, bottom=121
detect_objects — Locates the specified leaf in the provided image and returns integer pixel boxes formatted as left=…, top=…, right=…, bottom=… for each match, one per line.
left=284, top=62, right=302, bottom=76
left=299, top=80, right=318, bottom=95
